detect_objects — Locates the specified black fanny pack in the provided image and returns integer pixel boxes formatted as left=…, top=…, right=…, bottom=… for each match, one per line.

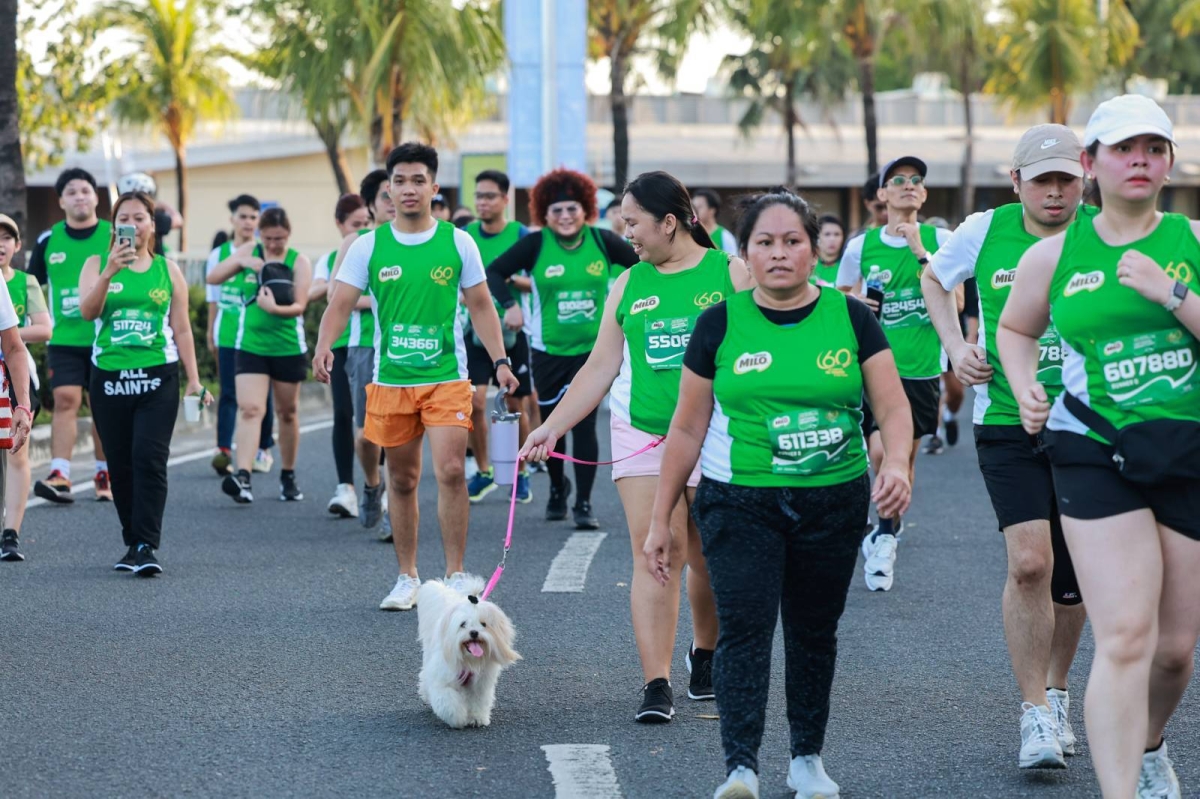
left=257, top=262, right=295, bottom=306
left=1063, top=392, right=1200, bottom=484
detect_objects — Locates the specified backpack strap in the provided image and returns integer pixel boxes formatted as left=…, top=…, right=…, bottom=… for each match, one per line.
left=1063, top=392, right=1120, bottom=443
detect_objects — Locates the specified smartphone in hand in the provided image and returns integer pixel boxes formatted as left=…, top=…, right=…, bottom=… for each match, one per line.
left=116, top=224, right=136, bottom=251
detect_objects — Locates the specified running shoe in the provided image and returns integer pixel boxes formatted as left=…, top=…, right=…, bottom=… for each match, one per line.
left=862, top=533, right=898, bottom=592
left=211, top=448, right=233, bottom=476
left=94, top=470, right=113, bottom=502
left=1138, top=740, right=1182, bottom=799
left=34, top=470, right=74, bottom=504
left=253, top=450, right=274, bottom=473
left=635, top=678, right=674, bottom=723
left=1019, top=702, right=1066, bottom=769
left=546, top=477, right=572, bottom=521
left=378, top=509, right=393, bottom=543
left=114, top=545, right=137, bottom=571
left=515, top=472, right=532, bottom=504
left=0, top=529, right=24, bottom=562
left=379, top=574, right=420, bottom=611
left=327, top=483, right=358, bottom=518
left=280, top=472, right=304, bottom=501
left=922, top=435, right=945, bottom=455
left=529, top=459, right=548, bottom=474
left=1046, top=688, right=1076, bottom=755
left=714, top=766, right=759, bottom=799
left=134, top=543, right=162, bottom=577
left=686, top=644, right=715, bottom=701
left=788, top=754, right=840, bottom=799
left=468, top=468, right=497, bottom=503
left=573, top=500, right=599, bottom=530
left=945, top=418, right=959, bottom=446
left=360, top=481, right=383, bottom=528
left=222, top=472, right=254, bottom=504
left=445, top=571, right=483, bottom=595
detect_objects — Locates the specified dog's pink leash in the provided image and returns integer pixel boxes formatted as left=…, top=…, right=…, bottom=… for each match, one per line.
left=477, top=436, right=666, bottom=601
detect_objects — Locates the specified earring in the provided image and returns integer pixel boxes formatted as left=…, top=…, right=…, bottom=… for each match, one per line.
left=1086, top=174, right=1094, bottom=181
left=1165, top=175, right=1172, bottom=184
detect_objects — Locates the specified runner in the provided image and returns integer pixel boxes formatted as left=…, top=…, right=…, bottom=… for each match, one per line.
left=836, top=156, right=953, bottom=592
left=850, top=171, right=888, bottom=238
left=209, top=207, right=312, bottom=504
left=813, top=214, right=845, bottom=287
left=78, top=191, right=209, bottom=575
left=462, top=169, right=533, bottom=505
left=431, top=193, right=450, bottom=222
left=205, top=194, right=275, bottom=476
left=486, top=168, right=639, bottom=529
left=26, top=168, right=110, bottom=503
left=115, top=172, right=181, bottom=256
left=998, top=95, right=1200, bottom=799
left=521, top=171, right=751, bottom=722
left=693, top=188, right=738, bottom=256
left=309, top=194, right=371, bottom=517
left=923, top=124, right=1089, bottom=770
left=0, top=215, right=41, bottom=562
left=641, top=187, right=911, bottom=799
left=314, top=142, right=519, bottom=611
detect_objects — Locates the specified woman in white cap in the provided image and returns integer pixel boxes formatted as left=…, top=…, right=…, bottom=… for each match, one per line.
left=998, top=94, right=1200, bottom=799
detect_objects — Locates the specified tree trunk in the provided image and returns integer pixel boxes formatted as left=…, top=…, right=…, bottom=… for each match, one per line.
left=610, top=40, right=630, bottom=191
left=858, top=55, right=878, bottom=177
left=959, top=64, right=975, bottom=220
left=173, top=142, right=188, bottom=252
left=784, top=79, right=797, bottom=187
left=0, top=0, right=27, bottom=260
left=314, top=119, right=353, bottom=195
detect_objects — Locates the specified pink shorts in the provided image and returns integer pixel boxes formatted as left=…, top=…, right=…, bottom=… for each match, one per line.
left=610, top=414, right=701, bottom=487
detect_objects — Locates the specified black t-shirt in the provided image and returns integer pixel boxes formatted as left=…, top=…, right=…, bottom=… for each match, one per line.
left=153, top=209, right=172, bottom=255
left=684, top=290, right=891, bottom=379
left=486, top=226, right=639, bottom=307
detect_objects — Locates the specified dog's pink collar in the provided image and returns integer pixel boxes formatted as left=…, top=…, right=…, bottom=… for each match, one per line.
left=457, top=669, right=474, bottom=687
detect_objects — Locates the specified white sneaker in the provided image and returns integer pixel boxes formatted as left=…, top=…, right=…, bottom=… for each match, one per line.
left=1046, top=688, right=1076, bottom=755
left=788, top=754, right=840, bottom=798
left=444, top=571, right=484, bottom=595
left=379, top=574, right=420, bottom=611
left=327, top=483, right=359, bottom=518
left=1138, top=740, right=1182, bottom=799
left=1019, top=702, right=1066, bottom=769
left=714, top=766, right=759, bottom=799
left=253, top=449, right=274, bottom=473
left=863, top=533, right=898, bottom=592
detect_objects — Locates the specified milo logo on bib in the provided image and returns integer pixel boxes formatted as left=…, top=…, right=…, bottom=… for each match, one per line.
left=734, top=351, right=772, bottom=375
left=386, top=323, right=442, bottom=367
left=1065, top=270, right=1105, bottom=296
left=992, top=269, right=1017, bottom=290
left=630, top=296, right=660, bottom=315
left=110, top=308, right=159, bottom=347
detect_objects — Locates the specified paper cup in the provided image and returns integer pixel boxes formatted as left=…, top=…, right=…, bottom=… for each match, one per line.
left=184, top=394, right=201, bottom=423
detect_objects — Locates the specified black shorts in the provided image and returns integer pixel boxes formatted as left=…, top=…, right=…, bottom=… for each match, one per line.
left=532, top=349, right=589, bottom=408
left=863, top=377, right=941, bottom=440
left=1044, top=429, right=1200, bottom=542
left=47, top=345, right=94, bottom=390
left=976, top=424, right=1080, bottom=605
left=6, top=377, right=41, bottom=418
left=235, top=350, right=308, bottom=383
left=466, top=331, right=532, bottom=397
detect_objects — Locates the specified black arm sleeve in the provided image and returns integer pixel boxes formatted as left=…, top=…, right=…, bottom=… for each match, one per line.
left=598, top=228, right=639, bottom=268
left=26, top=232, right=50, bottom=285
left=846, top=296, right=891, bottom=363
left=682, top=303, right=728, bottom=380
left=486, top=233, right=544, bottom=307
left=962, top=277, right=979, bottom=319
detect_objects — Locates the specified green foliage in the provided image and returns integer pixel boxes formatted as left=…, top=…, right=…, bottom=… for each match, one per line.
left=1126, top=0, right=1200, bottom=93
left=187, top=283, right=217, bottom=384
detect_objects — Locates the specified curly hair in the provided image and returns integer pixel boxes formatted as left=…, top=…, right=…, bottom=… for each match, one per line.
left=529, top=168, right=598, bottom=225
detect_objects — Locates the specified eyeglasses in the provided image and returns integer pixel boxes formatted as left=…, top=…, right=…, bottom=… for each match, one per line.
left=475, top=192, right=502, bottom=201
left=887, top=175, right=925, bottom=187
left=548, top=204, right=582, bottom=217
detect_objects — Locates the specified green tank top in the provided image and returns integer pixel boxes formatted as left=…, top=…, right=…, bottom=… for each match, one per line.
left=529, top=227, right=613, bottom=356
left=6, top=269, right=28, bottom=328
left=46, top=220, right=112, bottom=347
left=704, top=288, right=869, bottom=487
left=467, top=220, right=522, bottom=322
left=612, top=249, right=734, bottom=435
left=368, top=221, right=467, bottom=386
left=812, top=260, right=840, bottom=287
left=236, top=248, right=305, bottom=357
left=92, top=254, right=178, bottom=371
left=1049, top=211, right=1200, bottom=438
left=213, top=241, right=261, bottom=349
left=860, top=225, right=943, bottom=378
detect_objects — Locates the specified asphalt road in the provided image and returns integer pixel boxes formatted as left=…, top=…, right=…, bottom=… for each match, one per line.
left=2, top=410, right=1198, bottom=799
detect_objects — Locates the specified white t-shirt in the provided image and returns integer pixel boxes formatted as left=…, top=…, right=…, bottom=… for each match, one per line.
left=835, top=225, right=953, bottom=289
left=336, top=222, right=486, bottom=292
left=929, top=210, right=994, bottom=291
left=204, top=246, right=224, bottom=304
left=0, top=276, right=19, bottom=331
left=312, top=250, right=336, bottom=283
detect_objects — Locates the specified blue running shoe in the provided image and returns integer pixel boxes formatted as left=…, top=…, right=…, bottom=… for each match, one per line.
left=468, top=469, right=497, bottom=503
left=515, top=472, right=532, bottom=504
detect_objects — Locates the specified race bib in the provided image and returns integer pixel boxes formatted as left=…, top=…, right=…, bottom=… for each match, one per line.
left=386, top=323, right=443, bottom=368
left=59, top=287, right=81, bottom=319
left=1036, top=325, right=1065, bottom=386
left=108, top=308, right=161, bottom=348
left=881, top=287, right=928, bottom=329
left=644, top=315, right=695, bottom=371
left=1099, top=327, right=1197, bottom=409
left=556, top=289, right=598, bottom=325
left=768, top=408, right=856, bottom=476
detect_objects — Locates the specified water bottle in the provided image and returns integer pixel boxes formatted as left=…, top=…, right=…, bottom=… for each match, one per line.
left=865, top=265, right=885, bottom=319
left=489, top=387, right=521, bottom=487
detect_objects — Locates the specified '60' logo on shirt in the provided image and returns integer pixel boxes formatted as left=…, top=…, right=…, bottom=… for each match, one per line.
left=694, top=291, right=723, bottom=309
left=149, top=288, right=171, bottom=305
left=816, top=348, right=853, bottom=378
left=586, top=260, right=606, bottom=277
left=429, top=266, right=454, bottom=286
left=1165, top=261, right=1194, bottom=284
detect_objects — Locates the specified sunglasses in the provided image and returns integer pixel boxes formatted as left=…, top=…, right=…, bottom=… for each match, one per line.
left=548, top=204, right=582, bottom=217
left=887, top=175, right=925, bottom=187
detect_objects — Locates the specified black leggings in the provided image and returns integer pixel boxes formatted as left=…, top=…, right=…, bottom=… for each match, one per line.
left=89, top=364, right=180, bottom=550
left=329, top=347, right=354, bottom=485
left=692, top=474, right=870, bottom=774
left=532, top=350, right=597, bottom=503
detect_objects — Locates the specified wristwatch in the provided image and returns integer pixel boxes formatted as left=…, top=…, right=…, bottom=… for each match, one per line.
left=916, top=254, right=930, bottom=265
left=1164, top=280, right=1189, bottom=311
left=493, top=357, right=513, bottom=372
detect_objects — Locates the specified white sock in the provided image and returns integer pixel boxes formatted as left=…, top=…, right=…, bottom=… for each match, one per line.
left=942, top=408, right=954, bottom=423
left=50, top=458, right=71, bottom=477
left=95, top=461, right=108, bottom=474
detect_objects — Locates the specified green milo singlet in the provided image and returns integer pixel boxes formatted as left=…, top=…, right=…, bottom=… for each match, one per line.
left=367, top=221, right=468, bottom=386
left=46, top=220, right=112, bottom=347
left=860, top=225, right=943, bottom=378
left=528, top=227, right=614, bottom=356
left=91, top=254, right=178, bottom=371
left=236, top=248, right=305, bottom=357
left=1048, top=211, right=1200, bottom=438
left=214, top=241, right=261, bottom=349
left=6, top=269, right=28, bottom=328
left=812, top=260, right=841, bottom=287
left=612, top=249, right=734, bottom=435
left=466, top=220, right=522, bottom=330
left=702, top=288, right=869, bottom=487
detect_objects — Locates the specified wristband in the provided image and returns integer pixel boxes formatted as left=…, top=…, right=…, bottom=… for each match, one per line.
left=493, top=357, right=513, bottom=372
left=916, top=254, right=930, bottom=265
left=14, top=404, right=31, bottom=418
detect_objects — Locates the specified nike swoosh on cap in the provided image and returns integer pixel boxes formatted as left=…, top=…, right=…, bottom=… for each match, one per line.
left=1040, top=139, right=1059, bottom=149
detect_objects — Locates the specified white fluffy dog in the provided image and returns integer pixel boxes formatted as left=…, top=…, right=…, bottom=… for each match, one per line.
left=417, top=576, right=520, bottom=728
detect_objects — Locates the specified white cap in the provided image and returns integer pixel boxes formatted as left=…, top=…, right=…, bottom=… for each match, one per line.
left=1083, top=94, right=1176, bottom=148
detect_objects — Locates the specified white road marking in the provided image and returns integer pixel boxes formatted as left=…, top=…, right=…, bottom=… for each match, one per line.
left=541, top=744, right=623, bottom=799
left=27, top=419, right=334, bottom=508
left=541, top=532, right=607, bottom=593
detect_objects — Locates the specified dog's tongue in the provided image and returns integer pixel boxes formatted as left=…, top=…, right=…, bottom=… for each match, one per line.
left=467, top=642, right=484, bottom=658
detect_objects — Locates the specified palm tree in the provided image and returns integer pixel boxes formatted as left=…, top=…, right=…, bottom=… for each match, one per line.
left=826, top=0, right=896, bottom=177
left=0, top=0, right=25, bottom=237
left=91, top=0, right=235, bottom=250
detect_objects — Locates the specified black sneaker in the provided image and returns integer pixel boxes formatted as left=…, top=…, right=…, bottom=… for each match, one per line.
left=222, top=472, right=253, bottom=504
left=573, top=500, right=599, bottom=530
left=114, top=545, right=137, bottom=571
left=546, top=477, right=572, bottom=521
left=945, top=418, right=959, bottom=446
left=280, top=471, right=304, bottom=501
left=922, top=435, right=945, bottom=455
left=636, top=677, right=675, bottom=723
left=0, top=529, right=24, bottom=562
left=134, top=544, right=162, bottom=577
left=686, top=644, right=715, bottom=700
